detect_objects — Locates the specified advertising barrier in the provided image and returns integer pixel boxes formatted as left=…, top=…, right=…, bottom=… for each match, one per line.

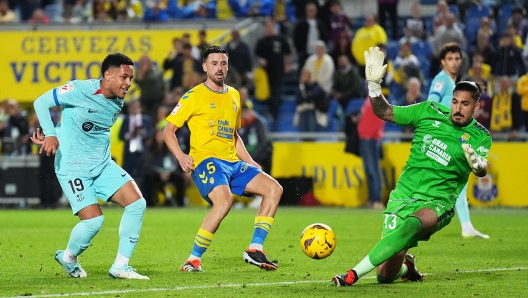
left=0, top=29, right=226, bottom=102
left=271, top=142, right=527, bottom=207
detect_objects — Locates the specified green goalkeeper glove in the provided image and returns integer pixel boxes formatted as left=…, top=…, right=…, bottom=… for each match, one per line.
left=364, top=47, right=388, bottom=98
left=462, top=144, right=487, bottom=173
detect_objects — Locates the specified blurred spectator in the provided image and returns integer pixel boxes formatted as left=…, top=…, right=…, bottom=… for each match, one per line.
left=351, top=14, right=388, bottom=73
left=272, top=0, right=296, bottom=35
left=238, top=86, right=254, bottom=109
left=378, top=0, right=399, bottom=40
left=461, top=60, right=490, bottom=93
left=119, top=100, right=154, bottom=181
left=431, top=0, right=449, bottom=35
left=0, top=0, right=16, bottom=22
left=508, top=6, right=528, bottom=44
left=1, top=99, right=30, bottom=155
left=303, top=40, right=335, bottom=94
left=69, top=0, right=92, bottom=24
left=238, top=102, right=273, bottom=174
left=182, top=32, right=201, bottom=60
left=472, top=87, right=492, bottom=129
left=517, top=72, right=528, bottom=131
left=29, top=8, right=50, bottom=23
left=144, top=0, right=169, bottom=21
left=226, top=29, right=252, bottom=87
left=490, top=76, right=522, bottom=140
left=398, top=77, right=424, bottom=140
left=393, top=40, right=422, bottom=90
left=357, top=97, right=385, bottom=209
left=197, top=29, right=210, bottom=57
left=155, top=105, right=169, bottom=130
left=32, top=106, right=63, bottom=209
left=470, top=31, right=496, bottom=67
left=330, top=31, right=354, bottom=66
left=507, top=24, right=524, bottom=49
left=492, top=32, right=526, bottom=89
left=328, top=0, right=352, bottom=51
left=245, top=0, right=274, bottom=17
left=333, top=55, right=362, bottom=109
left=116, top=0, right=144, bottom=20
left=402, top=2, right=427, bottom=43
left=293, top=2, right=329, bottom=69
left=163, top=42, right=202, bottom=92
left=135, top=55, right=165, bottom=121
left=430, top=12, right=465, bottom=77
left=293, top=68, right=328, bottom=132
left=377, top=44, right=394, bottom=98
left=255, top=18, right=292, bottom=121
left=93, top=0, right=117, bottom=21
left=141, top=128, right=190, bottom=207
left=18, top=0, right=39, bottom=21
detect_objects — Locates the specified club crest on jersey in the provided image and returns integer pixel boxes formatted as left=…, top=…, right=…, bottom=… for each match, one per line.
left=459, top=133, right=470, bottom=143
left=58, top=83, right=74, bottom=95
left=232, top=100, right=238, bottom=111
left=210, top=103, right=216, bottom=108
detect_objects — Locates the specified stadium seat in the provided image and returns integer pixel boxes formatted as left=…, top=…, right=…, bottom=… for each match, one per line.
left=386, top=40, right=400, bottom=60
left=448, top=5, right=459, bottom=17
left=464, top=17, right=482, bottom=48
left=497, top=4, right=514, bottom=34
left=417, top=56, right=431, bottom=78
left=465, top=5, right=491, bottom=20
left=411, top=41, right=432, bottom=59
left=344, top=98, right=364, bottom=116
left=384, top=122, right=402, bottom=133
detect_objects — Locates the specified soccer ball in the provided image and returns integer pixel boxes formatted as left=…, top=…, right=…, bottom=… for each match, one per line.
left=299, top=223, right=336, bottom=259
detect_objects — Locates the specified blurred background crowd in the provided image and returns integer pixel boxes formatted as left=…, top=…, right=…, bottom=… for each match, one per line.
left=1, top=0, right=528, bottom=209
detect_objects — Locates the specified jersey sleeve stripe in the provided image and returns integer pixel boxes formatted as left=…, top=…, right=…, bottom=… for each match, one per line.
left=429, top=91, right=442, bottom=100
left=52, top=88, right=59, bottom=106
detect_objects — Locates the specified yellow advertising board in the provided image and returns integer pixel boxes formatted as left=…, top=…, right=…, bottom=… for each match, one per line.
left=0, top=29, right=226, bottom=102
left=272, top=142, right=528, bottom=207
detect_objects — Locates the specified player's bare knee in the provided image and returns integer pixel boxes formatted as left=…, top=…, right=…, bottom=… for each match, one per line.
left=268, top=181, right=283, bottom=201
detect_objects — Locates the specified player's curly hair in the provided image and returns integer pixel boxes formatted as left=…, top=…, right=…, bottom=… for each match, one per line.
left=439, top=42, right=462, bottom=60
left=101, top=53, right=134, bottom=76
left=203, top=46, right=228, bottom=63
left=454, top=81, right=486, bottom=102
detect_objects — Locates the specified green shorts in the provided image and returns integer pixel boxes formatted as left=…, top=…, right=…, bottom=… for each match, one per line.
left=381, top=191, right=455, bottom=249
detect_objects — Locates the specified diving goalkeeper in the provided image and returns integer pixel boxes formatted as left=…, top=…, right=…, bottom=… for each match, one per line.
left=333, top=47, right=492, bottom=286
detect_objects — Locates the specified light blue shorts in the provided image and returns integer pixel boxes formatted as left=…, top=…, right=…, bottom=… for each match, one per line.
left=191, top=158, right=261, bottom=204
left=57, top=161, right=133, bottom=215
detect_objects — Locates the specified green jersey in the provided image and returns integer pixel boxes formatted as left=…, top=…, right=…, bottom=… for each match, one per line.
left=393, top=101, right=492, bottom=206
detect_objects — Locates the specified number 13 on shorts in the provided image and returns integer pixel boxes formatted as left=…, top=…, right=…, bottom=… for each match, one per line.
left=384, top=214, right=397, bottom=230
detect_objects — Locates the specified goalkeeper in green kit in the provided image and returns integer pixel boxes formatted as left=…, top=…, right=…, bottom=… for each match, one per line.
left=333, top=47, right=492, bottom=286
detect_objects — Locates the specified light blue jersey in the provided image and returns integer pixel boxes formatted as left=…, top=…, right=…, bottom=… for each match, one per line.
left=34, top=79, right=124, bottom=176
left=427, top=70, right=456, bottom=108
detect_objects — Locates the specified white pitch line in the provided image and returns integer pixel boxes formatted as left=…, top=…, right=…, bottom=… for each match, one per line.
left=4, top=267, right=527, bottom=298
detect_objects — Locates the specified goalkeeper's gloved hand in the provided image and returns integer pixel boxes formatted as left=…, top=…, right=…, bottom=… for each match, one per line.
left=461, top=144, right=487, bottom=173
left=364, top=47, right=388, bottom=98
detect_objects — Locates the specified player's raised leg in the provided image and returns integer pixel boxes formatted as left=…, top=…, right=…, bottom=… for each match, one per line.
left=241, top=172, right=283, bottom=270
left=182, top=184, right=233, bottom=272
left=105, top=169, right=149, bottom=280
left=457, top=183, right=489, bottom=239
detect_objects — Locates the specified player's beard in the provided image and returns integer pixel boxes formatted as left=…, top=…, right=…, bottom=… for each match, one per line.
left=451, top=113, right=471, bottom=127
left=209, top=72, right=225, bottom=87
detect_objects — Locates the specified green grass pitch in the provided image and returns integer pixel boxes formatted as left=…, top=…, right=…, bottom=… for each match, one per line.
left=1, top=207, right=527, bottom=297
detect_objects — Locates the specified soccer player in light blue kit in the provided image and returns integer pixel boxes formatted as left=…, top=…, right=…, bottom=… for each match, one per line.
left=427, top=42, right=489, bottom=239
left=31, top=53, right=150, bottom=279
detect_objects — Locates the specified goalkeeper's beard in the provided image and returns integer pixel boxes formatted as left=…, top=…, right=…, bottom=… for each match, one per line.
left=450, top=113, right=472, bottom=127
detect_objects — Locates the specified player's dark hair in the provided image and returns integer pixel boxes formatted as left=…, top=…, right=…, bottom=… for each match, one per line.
left=203, top=46, right=228, bottom=63
left=101, top=53, right=134, bottom=76
left=453, top=81, right=486, bottom=102
left=439, top=42, right=462, bottom=60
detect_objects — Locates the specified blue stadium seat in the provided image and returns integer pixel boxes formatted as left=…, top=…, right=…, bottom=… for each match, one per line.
left=497, top=4, right=514, bottom=34
left=384, top=122, right=402, bottom=133
left=448, top=4, right=460, bottom=17
left=465, top=5, right=491, bottom=20
left=417, top=56, right=430, bottom=78
left=274, top=110, right=298, bottom=132
left=386, top=40, right=400, bottom=60
left=464, top=17, right=482, bottom=48
left=344, top=98, right=364, bottom=116
left=411, top=40, right=432, bottom=59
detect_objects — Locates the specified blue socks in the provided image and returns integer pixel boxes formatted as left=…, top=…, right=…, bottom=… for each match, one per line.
left=118, top=198, right=146, bottom=258
left=67, top=215, right=104, bottom=256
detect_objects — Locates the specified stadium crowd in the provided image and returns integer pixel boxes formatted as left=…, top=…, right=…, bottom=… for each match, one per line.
left=1, top=0, right=528, bottom=208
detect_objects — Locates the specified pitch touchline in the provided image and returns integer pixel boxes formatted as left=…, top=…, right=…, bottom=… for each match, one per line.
left=5, top=267, right=527, bottom=298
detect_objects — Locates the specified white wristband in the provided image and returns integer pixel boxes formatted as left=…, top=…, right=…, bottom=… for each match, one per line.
left=367, top=79, right=382, bottom=98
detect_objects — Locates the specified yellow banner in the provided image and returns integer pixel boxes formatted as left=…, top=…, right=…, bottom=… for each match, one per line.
left=272, top=142, right=528, bottom=207
left=0, top=29, right=226, bottom=102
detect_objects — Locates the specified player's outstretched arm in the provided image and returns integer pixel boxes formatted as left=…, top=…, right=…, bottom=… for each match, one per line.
left=364, top=47, right=396, bottom=124
left=163, top=122, right=195, bottom=172
left=462, top=144, right=488, bottom=177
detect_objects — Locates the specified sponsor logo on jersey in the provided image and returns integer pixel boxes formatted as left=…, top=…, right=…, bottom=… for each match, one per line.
left=232, top=100, right=238, bottom=111
left=170, top=103, right=181, bottom=115
left=459, top=133, right=470, bottom=143
left=477, top=146, right=489, bottom=154
left=432, top=120, right=441, bottom=127
left=423, top=135, right=452, bottom=166
left=58, top=83, right=74, bottom=95
left=81, top=121, right=110, bottom=132
left=210, top=103, right=216, bottom=108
